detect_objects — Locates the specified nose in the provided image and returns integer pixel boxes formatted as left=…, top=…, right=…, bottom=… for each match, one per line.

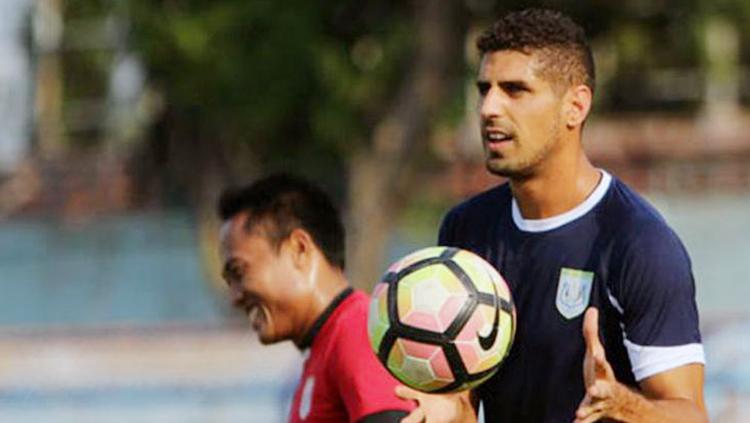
left=480, top=87, right=504, bottom=121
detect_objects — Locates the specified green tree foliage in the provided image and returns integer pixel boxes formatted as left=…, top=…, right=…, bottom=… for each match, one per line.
left=126, top=1, right=468, bottom=288
left=129, top=0, right=428, bottom=187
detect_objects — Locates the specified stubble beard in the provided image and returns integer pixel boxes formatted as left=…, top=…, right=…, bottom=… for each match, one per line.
left=484, top=120, right=561, bottom=180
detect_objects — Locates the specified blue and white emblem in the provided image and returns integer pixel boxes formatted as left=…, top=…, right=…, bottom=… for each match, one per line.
left=556, top=268, right=594, bottom=319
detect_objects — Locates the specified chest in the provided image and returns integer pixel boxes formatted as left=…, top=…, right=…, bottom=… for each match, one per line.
left=484, top=230, right=614, bottom=350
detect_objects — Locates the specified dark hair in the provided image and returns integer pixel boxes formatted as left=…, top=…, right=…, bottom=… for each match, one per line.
left=477, top=8, right=595, bottom=93
left=218, top=173, right=345, bottom=269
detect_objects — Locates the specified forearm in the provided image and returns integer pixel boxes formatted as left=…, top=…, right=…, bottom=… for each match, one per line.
left=608, top=383, right=707, bottom=423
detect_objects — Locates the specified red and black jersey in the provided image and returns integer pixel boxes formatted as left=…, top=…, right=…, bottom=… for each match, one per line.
left=288, top=288, right=413, bottom=423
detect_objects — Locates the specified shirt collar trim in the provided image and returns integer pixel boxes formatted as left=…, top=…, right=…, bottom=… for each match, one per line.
left=511, top=170, right=612, bottom=233
left=296, top=286, right=354, bottom=350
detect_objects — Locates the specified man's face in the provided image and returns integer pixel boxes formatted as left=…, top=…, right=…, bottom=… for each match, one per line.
left=219, top=214, right=305, bottom=344
left=477, top=50, right=565, bottom=178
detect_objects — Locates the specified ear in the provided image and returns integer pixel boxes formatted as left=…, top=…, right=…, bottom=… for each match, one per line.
left=284, top=228, right=315, bottom=271
left=563, top=84, right=593, bottom=129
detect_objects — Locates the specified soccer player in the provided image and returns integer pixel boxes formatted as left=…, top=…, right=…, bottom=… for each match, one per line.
left=396, top=9, right=707, bottom=423
left=218, top=174, right=413, bottom=422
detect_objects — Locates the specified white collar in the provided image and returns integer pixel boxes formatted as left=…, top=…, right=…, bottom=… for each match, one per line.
left=511, top=170, right=612, bottom=233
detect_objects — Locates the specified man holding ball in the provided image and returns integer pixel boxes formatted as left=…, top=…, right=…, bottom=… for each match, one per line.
left=398, top=9, right=707, bottom=423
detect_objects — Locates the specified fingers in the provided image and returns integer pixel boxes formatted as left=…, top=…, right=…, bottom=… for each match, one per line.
left=395, top=385, right=425, bottom=423
left=574, top=380, right=618, bottom=423
left=576, top=392, right=591, bottom=409
left=394, top=387, right=474, bottom=423
left=573, top=409, right=605, bottom=423
left=399, top=407, right=425, bottom=423
left=574, top=393, right=609, bottom=423
left=395, top=385, right=421, bottom=401
left=587, top=379, right=615, bottom=400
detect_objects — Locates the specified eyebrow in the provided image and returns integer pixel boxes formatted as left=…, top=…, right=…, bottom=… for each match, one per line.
left=500, top=80, right=532, bottom=89
left=476, top=79, right=532, bottom=88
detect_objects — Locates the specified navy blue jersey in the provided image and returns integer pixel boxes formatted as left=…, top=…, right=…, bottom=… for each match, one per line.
left=438, top=171, right=704, bottom=423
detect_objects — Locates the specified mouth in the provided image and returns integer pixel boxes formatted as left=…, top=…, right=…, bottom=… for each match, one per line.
left=484, top=129, right=514, bottom=144
left=245, top=303, right=266, bottom=331
left=484, top=128, right=514, bottom=159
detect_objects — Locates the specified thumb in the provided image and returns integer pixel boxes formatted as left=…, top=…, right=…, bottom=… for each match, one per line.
left=593, top=349, right=615, bottom=380
left=583, top=308, right=614, bottom=381
left=582, top=307, right=603, bottom=356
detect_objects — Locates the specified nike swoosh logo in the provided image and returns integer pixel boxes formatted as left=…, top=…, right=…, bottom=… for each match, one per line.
left=478, top=283, right=500, bottom=351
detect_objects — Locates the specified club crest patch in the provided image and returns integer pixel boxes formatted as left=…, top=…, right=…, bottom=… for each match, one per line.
left=556, top=268, right=594, bottom=319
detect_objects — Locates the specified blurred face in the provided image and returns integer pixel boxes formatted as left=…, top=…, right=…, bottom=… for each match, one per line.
left=477, top=50, right=565, bottom=178
left=219, top=214, right=307, bottom=344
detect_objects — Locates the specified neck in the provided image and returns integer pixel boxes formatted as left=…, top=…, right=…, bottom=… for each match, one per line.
left=293, top=264, right=350, bottom=349
left=509, top=142, right=600, bottom=220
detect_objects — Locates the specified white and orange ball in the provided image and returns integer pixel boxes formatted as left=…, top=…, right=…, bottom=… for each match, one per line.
left=368, top=246, right=516, bottom=393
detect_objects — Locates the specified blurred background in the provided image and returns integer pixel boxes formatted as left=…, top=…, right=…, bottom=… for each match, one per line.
left=0, top=0, right=748, bottom=421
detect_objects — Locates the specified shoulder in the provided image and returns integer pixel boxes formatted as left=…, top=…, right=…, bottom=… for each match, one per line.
left=600, top=178, right=695, bottom=312
left=602, top=178, right=687, bottom=259
left=326, top=290, right=370, bottom=353
left=444, top=183, right=510, bottom=222
left=439, top=183, right=510, bottom=243
left=321, top=290, right=376, bottom=379
left=325, top=290, right=415, bottom=417
left=308, top=290, right=370, bottom=366
left=333, top=290, right=369, bottom=324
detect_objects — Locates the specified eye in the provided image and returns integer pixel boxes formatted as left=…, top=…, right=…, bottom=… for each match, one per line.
left=476, top=81, right=490, bottom=96
left=500, top=82, right=528, bottom=97
left=223, top=261, right=246, bottom=286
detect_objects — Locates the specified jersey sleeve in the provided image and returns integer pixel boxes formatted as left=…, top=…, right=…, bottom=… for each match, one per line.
left=610, top=223, right=705, bottom=381
left=330, top=302, right=414, bottom=422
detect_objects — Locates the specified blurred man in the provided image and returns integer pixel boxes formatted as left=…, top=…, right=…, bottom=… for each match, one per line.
left=397, top=9, right=707, bottom=423
left=218, top=173, right=413, bottom=422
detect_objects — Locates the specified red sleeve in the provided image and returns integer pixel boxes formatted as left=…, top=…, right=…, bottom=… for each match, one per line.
left=330, top=298, right=414, bottom=422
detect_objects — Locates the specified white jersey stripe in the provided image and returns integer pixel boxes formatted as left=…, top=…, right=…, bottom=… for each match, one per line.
left=607, top=292, right=624, bottom=314
left=623, top=340, right=705, bottom=381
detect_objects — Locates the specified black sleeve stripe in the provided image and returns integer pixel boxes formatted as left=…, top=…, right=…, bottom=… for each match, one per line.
left=357, top=409, right=410, bottom=423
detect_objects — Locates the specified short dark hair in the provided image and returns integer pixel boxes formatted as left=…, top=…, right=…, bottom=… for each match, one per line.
left=477, top=8, right=595, bottom=93
left=218, top=173, right=345, bottom=269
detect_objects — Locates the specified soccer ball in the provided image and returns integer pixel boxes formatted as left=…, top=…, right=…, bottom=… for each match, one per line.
left=368, top=246, right=515, bottom=393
